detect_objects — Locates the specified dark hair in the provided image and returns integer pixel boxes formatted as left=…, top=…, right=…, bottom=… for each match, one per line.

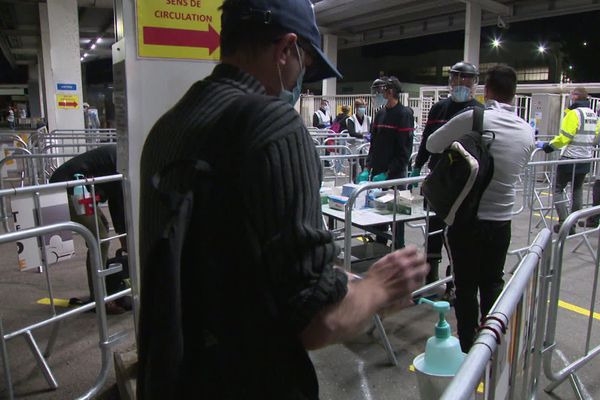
left=387, top=76, right=402, bottom=99
left=220, top=0, right=287, bottom=58
left=485, top=65, right=517, bottom=103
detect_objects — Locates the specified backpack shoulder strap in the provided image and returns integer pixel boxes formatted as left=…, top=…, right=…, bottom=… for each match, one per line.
left=472, top=106, right=484, bottom=135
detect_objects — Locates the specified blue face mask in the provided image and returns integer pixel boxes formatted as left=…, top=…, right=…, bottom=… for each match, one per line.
left=451, top=86, right=471, bottom=102
left=357, top=107, right=366, bottom=116
left=374, top=94, right=386, bottom=108
left=279, top=43, right=305, bottom=106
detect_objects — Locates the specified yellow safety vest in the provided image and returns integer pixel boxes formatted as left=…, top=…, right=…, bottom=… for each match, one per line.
left=550, top=107, right=598, bottom=159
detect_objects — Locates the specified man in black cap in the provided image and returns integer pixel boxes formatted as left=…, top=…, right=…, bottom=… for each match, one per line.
left=137, top=0, right=428, bottom=398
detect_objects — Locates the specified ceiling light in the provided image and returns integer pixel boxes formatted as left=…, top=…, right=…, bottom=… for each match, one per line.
left=80, top=57, right=84, bottom=61
left=492, top=38, right=501, bottom=48
left=537, top=45, right=546, bottom=54
left=91, top=44, right=96, bottom=50
left=84, top=53, right=89, bottom=57
left=96, top=37, right=102, bottom=44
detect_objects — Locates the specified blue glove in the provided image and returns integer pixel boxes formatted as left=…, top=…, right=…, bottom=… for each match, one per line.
left=372, top=172, right=388, bottom=182
left=535, top=141, right=546, bottom=149
left=409, top=167, right=421, bottom=190
left=542, top=143, right=555, bottom=153
left=356, top=169, right=370, bottom=183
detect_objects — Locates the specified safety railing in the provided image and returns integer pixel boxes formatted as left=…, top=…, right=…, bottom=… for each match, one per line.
left=441, top=228, right=552, bottom=400
left=0, top=174, right=135, bottom=399
left=543, top=206, right=600, bottom=399
left=0, top=222, right=127, bottom=400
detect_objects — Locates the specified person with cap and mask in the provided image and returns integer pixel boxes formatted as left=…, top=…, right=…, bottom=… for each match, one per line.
left=362, top=76, right=415, bottom=250
left=412, top=61, right=483, bottom=297
left=137, top=1, right=428, bottom=398
left=537, top=87, right=599, bottom=234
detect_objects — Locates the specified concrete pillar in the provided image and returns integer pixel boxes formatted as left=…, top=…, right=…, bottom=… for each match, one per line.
left=27, top=63, right=43, bottom=119
left=114, top=0, right=218, bottom=309
left=321, top=34, right=337, bottom=96
left=39, top=0, right=85, bottom=132
left=463, top=2, right=481, bottom=65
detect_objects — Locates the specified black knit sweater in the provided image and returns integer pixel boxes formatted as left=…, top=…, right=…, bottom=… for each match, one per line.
left=138, top=64, right=347, bottom=399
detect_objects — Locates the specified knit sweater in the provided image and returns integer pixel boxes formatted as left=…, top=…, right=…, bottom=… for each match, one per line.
left=138, top=63, right=347, bottom=399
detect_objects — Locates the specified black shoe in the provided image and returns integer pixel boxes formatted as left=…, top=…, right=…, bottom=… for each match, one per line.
left=115, top=296, right=133, bottom=311
left=554, top=224, right=576, bottom=235
left=578, top=219, right=599, bottom=228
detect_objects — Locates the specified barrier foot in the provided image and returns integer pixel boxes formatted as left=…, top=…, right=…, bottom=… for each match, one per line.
left=372, top=314, right=398, bottom=366
left=43, top=320, right=61, bottom=358
left=1, top=318, right=15, bottom=400
left=24, top=330, right=58, bottom=389
left=545, top=349, right=592, bottom=400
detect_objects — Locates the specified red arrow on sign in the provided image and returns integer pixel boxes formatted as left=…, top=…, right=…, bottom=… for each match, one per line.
left=59, top=101, right=78, bottom=108
left=143, top=25, right=220, bottom=55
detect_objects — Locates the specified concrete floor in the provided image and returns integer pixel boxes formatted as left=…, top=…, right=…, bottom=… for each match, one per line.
left=1, top=196, right=599, bottom=399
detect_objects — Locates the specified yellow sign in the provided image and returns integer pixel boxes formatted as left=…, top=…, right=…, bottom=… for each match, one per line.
left=137, top=0, right=222, bottom=61
left=56, top=94, right=80, bottom=109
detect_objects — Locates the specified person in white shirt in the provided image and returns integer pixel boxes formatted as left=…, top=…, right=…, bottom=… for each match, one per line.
left=312, top=99, right=332, bottom=129
left=347, top=98, right=371, bottom=139
left=426, top=65, right=534, bottom=352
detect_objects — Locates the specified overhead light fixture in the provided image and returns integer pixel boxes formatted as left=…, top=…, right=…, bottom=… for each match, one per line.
left=492, top=38, right=501, bottom=48
left=569, top=65, right=574, bottom=70
left=84, top=53, right=89, bottom=57
left=91, top=44, right=96, bottom=50
left=80, top=57, right=84, bottom=61
left=537, top=45, right=546, bottom=54
left=583, top=41, right=587, bottom=46
left=96, top=37, right=102, bottom=44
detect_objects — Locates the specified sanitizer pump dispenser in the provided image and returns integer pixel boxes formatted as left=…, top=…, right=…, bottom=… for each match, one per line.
left=72, top=173, right=89, bottom=216
left=413, top=298, right=467, bottom=399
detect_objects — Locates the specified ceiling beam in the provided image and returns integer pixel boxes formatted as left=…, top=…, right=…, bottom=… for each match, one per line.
left=10, top=48, right=38, bottom=55
left=455, top=0, right=511, bottom=16
left=0, top=34, right=17, bottom=69
left=0, top=0, right=44, bottom=4
left=317, top=0, right=415, bottom=23
left=0, top=29, right=40, bottom=37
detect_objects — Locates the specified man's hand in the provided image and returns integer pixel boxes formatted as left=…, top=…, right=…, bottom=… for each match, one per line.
left=363, top=245, right=428, bottom=312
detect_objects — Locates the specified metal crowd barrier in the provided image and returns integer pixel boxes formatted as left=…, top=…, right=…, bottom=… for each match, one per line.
left=0, top=174, right=135, bottom=399
left=441, top=228, right=552, bottom=400
left=543, top=206, right=600, bottom=399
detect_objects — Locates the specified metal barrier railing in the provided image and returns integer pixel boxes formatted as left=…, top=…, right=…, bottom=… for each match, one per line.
left=543, top=206, right=600, bottom=399
left=441, top=228, right=552, bottom=400
left=0, top=174, right=135, bottom=399
left=0, top=222, right=128, bottom=400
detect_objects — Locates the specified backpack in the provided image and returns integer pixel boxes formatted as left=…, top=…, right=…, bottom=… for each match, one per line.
left=421, top=107, right=494, bottom=226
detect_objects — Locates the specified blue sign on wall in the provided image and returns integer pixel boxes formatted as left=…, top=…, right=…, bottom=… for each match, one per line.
left=57, top=83, right=77, bottom=91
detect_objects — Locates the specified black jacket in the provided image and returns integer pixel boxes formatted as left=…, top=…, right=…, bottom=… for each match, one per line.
left=367, top=102, right=414, bottom=179
left=414, top=97, right=482, bottom=170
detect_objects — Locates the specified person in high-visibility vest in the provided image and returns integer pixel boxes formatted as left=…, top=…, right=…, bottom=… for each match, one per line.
left=580, top=116, right=600, bottom=227
left=537, top=87, right=599, bottom=234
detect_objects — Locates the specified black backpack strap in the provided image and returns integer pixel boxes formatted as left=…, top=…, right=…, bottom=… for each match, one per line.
left=472, top=106, right=484, bottom=135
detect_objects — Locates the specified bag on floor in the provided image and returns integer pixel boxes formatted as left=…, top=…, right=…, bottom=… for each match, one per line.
left=422, top=107, right=494, bottom=226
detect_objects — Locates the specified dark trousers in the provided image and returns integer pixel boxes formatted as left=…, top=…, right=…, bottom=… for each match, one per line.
left=447, top=219, right=511, bottom=352
left=425, top=214, right=447, bottom=284
left=554, top=165, right=587, bottom=223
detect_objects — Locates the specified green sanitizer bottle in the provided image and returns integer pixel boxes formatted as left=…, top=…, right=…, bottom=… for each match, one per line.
left=413, top=298, right=467, bottom=399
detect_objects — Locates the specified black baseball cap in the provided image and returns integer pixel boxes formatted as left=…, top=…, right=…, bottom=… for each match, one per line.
left=222, top=0, right=343, bottom=83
